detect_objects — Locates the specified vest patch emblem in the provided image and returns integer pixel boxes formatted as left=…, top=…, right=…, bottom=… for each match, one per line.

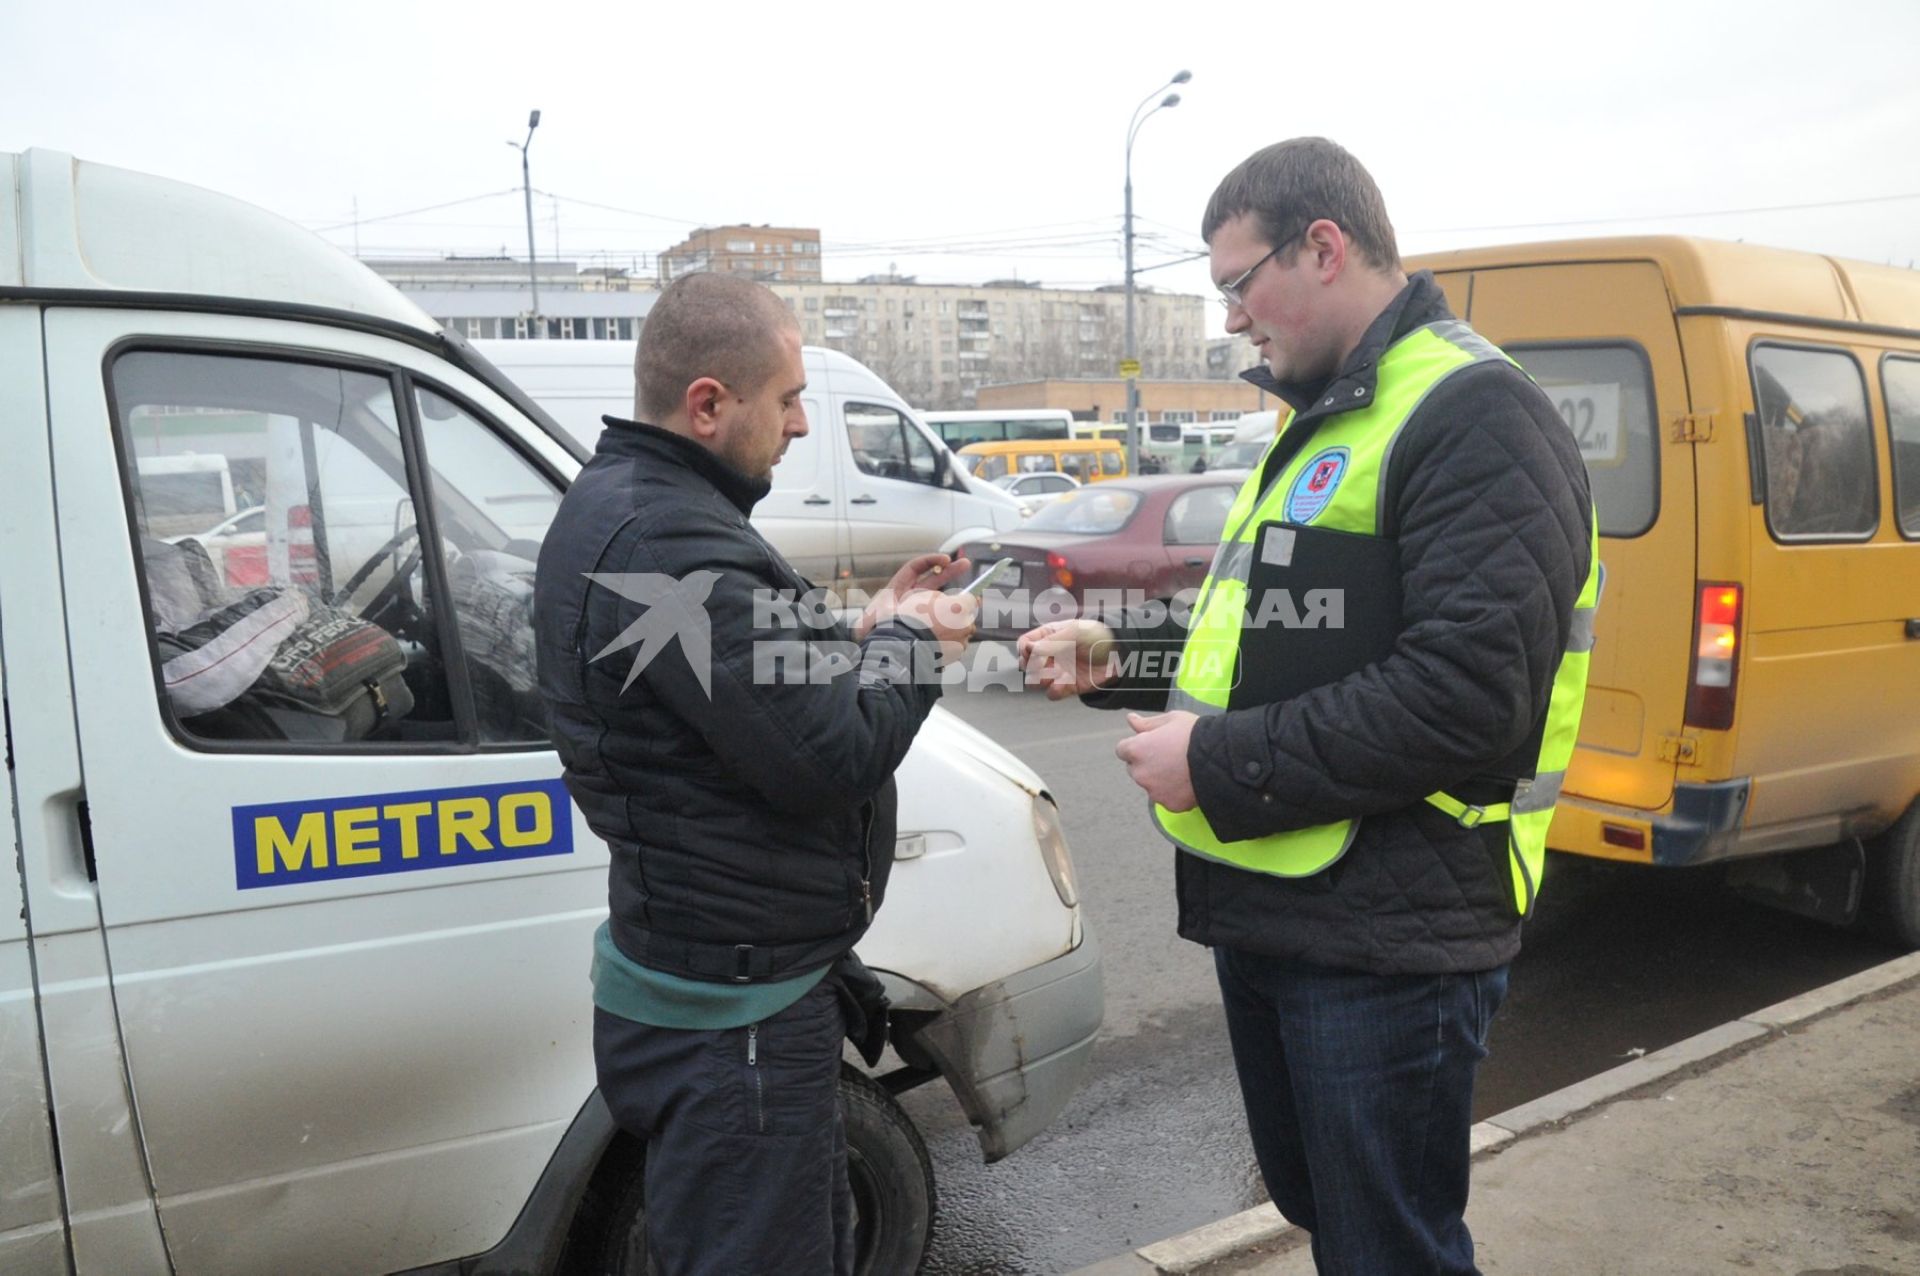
left=1286, top=447, right=1350, bottom=523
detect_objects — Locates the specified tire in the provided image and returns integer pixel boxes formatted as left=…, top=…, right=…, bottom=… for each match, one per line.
left=841, top=1064, right=937, bottom=1276
left=559, top=1067, right=936, bottom=1276
left=1864, top=802, right=1920, bottom=949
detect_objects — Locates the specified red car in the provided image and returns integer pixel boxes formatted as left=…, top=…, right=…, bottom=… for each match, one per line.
left=958, top=474, right=1242, bottom=638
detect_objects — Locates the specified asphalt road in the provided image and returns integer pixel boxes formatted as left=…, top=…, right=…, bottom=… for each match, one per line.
left=905, top=655, right=1908, bottom=1275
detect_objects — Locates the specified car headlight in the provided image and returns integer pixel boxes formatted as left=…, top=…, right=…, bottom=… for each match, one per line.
left=1031, top=795, right=1079, bottom=908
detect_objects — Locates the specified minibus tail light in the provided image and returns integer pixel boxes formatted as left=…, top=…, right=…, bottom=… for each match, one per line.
left=1685, top=582, right=1742, bottom=730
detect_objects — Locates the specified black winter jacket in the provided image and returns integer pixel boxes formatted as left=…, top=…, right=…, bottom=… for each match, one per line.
left=1091, top=274, right=1593, bottom=974
left=535, top=421, right=944, bottom=983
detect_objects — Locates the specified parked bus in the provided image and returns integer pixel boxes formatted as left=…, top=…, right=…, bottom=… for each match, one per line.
left=923, top=408, right=1075, bottom=450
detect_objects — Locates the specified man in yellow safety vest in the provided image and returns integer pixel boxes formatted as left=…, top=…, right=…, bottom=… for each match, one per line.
left=1019, top=138, right=1598, bottom=1275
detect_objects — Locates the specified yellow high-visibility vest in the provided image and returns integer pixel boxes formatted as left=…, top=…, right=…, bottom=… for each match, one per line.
left=1155, top=320, right=1600, bottom=915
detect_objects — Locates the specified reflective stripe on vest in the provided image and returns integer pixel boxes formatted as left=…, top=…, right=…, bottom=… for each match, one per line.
left=1153, top=320, right=1600, bottom=916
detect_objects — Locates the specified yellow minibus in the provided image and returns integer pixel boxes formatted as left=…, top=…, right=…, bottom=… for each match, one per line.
left=1408, top=236, right=1920, bottom=943
left=957, top=438, right=1130, bottom=483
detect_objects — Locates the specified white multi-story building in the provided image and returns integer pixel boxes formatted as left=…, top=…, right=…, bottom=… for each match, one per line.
left=770, top=277, right=1207, bottom=409
left=363, top=257, right=656, bottom=342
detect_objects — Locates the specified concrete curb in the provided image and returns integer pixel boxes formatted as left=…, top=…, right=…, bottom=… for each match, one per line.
left=1069, top=949, right=1920, bottom=1276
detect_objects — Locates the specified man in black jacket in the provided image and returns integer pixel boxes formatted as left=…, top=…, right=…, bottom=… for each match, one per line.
left=1019, top=140, right=1594, bottom=1274
left=535, top=272, right=975, bottom=1275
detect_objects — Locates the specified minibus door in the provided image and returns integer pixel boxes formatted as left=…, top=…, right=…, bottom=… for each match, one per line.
left=0, top=305, right=168, bottom=1272
left=0, top=640, right=73, bottom=1275
left=1469, top=261, right=1697, bottom=814
left=45, top=310, right=603, bottom=1275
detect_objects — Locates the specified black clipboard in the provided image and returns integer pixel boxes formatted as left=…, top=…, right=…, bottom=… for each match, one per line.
left=1229, top=519, right=1402, bottom=711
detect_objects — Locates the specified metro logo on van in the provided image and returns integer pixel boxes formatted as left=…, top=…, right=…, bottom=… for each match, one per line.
left=233, top=780, right=573, bottom=889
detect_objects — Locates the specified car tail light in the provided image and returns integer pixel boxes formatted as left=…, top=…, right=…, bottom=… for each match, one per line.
left=1684, top=582, right=1741, bottom=730
left=1046, top=551, right=1073, bottom=590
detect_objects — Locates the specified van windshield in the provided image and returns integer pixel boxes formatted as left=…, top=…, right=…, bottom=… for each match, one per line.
left=1024, top=486, right=1141, bottom=534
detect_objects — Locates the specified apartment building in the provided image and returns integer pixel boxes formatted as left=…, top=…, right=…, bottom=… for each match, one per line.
left=770, top=278, right=1207, bottom=409
left=973, top=377, right=1269, bottom=424
left=660, top=225, right=823, bottom=283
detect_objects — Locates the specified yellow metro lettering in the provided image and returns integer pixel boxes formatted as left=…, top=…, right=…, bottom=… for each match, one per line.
left=384, top=801, right=434, bottom=859
left=332, top=806, right=382, bottom=867
left=255, top=812, right=328, bottom=876
left=439, top=796, right=495, bottom=855
left=498, top=792, right=552, bottom=849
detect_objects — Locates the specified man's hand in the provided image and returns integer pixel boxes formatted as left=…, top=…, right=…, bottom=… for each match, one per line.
left=892, top=588, right=978, bottom=666
left=1016, top=619, right=1120, bottom=701
left=854, top=553, right=968, bottom=640
left=1115, top=711, right=1198, bottom=810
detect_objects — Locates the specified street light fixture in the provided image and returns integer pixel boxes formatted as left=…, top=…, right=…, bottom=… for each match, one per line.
left=507, top=109, right=542, bottom=333
left=1124, top=71, right=1188, bottom=475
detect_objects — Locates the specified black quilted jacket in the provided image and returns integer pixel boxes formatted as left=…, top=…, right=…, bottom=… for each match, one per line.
left=1092, top=273, right=1593, bottom=974
left=535, top=421, right=943, bottom=983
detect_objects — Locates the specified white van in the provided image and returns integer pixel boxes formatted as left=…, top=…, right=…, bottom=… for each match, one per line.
left=0, top=149, right=1100, bottom=1275
left=473, top=338, right=1027, bottom=597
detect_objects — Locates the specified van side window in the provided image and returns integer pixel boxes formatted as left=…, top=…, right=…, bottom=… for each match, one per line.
left=1751, top=345, right=1878, bottom=541
left=1506, top=344, right=1659, bottom=537
left=414, top=385, right=561, bottom=744
left=848, top=403, right=942, bottom=486
left=1101, top=449, right=1124, bottom=476
left=1883, top=357, right=1920, bottom=539
left=112, top=350, right=454, bottom=747
left=1021, top=453, right=1060, bottom=475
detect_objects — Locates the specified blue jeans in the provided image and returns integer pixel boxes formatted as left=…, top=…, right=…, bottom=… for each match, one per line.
left=1214, top=946, right=1508, bottom=1276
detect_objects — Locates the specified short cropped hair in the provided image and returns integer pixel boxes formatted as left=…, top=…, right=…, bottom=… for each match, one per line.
left=1201, top=138, right=1402, bottom=272
left=634, top=273, right=798, bottom=423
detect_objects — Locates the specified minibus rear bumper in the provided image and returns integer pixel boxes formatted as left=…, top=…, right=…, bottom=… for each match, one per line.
left=1554, top=779, right=1752, bottom=866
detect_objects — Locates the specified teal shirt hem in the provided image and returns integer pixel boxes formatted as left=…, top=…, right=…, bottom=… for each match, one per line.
left=591, top=921, right=828, bottom=1029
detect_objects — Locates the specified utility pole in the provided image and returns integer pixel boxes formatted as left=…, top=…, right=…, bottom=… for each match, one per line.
left=509, top=109, right=542, bottom=333
left=1123, top=72, right=1189, bottom=474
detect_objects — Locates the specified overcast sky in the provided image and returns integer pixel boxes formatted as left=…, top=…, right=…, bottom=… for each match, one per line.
left=6, top=0, right=1918, bottom=339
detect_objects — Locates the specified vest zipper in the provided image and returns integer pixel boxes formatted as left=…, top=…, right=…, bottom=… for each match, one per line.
left=747, top=1024, right=766, bottom=1133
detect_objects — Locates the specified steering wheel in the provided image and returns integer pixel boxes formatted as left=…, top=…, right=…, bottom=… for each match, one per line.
left=336, top=524, right=426, bottom=633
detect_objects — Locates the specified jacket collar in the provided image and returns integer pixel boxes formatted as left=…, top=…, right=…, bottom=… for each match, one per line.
left=1237, top=270, right=1454, bottom=424
left=594, top=415, right=771, bottom=516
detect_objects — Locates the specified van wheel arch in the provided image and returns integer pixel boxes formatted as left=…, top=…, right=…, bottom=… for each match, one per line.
left=1864, top=800, right=1920, bottom=948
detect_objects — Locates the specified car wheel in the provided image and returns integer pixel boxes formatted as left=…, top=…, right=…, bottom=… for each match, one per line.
left=1864, top=801, right=1920, bottom=949
left=559, top=1066, right=936, bottom=1276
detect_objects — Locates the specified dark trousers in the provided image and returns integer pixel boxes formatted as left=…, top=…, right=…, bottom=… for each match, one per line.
left=1214, top=946, right=1509, bottom=1276
left=593, top=979, right=852, bottom=1276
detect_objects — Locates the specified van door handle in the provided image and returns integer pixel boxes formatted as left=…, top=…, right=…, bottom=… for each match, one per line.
left=1907, top=619, right=1920, bottom=640
left=1185, top=556, right=1207, bottom=567
left=850, top=495, right=878, bottom=505
left=804, top=495, right=831, bottom=505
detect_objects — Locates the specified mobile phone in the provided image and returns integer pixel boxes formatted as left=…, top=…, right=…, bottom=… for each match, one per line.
left=959, top=557, right=1016, bottom=597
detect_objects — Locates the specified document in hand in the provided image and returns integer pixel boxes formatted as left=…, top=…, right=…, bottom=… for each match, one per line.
left=1231, top=520, right=1402, bottom=710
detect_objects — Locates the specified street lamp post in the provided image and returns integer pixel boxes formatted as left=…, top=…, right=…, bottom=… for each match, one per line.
left=1124, top=71, right=1189, bottom=475
left=508, top=109, right=542, bottom=334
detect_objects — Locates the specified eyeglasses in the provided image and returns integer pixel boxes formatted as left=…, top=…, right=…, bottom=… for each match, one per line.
left=1216, top=232, right=1302, bottom=310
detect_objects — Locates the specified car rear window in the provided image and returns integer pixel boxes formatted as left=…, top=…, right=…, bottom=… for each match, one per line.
left=1506, top=344, right=1659, bottom=537
left=1751, top=344, right=1877, bottom=541
left=1024, top=486, right=1142, bottom=534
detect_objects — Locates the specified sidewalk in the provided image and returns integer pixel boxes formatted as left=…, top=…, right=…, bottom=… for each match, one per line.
left=1076, top=951, right=1920, bottom=1276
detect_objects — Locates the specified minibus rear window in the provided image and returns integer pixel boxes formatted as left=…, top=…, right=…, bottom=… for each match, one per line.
left=1506, top=344, right=1659, bottom=537
left=1750, top=345, right=1878, bottom=542
left=1883, top=356, right=1920, bottom=539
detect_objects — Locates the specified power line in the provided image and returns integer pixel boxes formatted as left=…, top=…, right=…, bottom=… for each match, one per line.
left=308, top=189, right=520, bottom=232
